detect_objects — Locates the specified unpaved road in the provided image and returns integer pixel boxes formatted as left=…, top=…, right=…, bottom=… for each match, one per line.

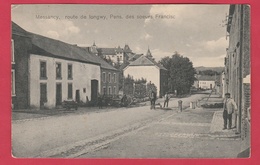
left=12, top=93, right=220, bottom=158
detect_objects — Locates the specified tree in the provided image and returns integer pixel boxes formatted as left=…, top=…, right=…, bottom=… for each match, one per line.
left=134, top=78, right=147, bottom=98
left=198, top=69, right=220, bottom=76
left=159, top=52, right=196, bottom=95
left=123, top=74, right=134, bottom=96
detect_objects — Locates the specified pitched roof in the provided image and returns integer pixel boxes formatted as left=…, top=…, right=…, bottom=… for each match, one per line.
left=28, top=32, right=100, bottom=65
left=12, top=22, right=119, bottom=70
left=128, top=53, right=142, bottom=61
left=127, top=55, right=167, bottom=70
left=97, top=48, right=117, bottom=55
left=12, top=22, right=28, bottom=37
left=83, top=48, right=118, bottom=71
left=119, top=61, right=130, bottom=71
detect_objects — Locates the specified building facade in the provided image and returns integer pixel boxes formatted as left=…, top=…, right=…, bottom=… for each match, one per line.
left=12, top=22, right=120, bottom=110
left=123, top=48, right=168, bottom=97
left=225, top=5, right=250, bottom=154
left=29, top=54, right=100, bottom=109
left=85, top=46, right=120, bottom=97
left=11, top=22, right=32, bottom=109
left=195, top=75, right=218, bottom=90
left=101, top=69, right=119, bottom=96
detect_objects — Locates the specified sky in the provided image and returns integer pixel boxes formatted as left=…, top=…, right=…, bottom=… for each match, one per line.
left=11, top=4, right=229, bottom=67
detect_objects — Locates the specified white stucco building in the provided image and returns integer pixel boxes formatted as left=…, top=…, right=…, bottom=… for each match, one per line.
left=123, top=49, right=168, bottom=97
left=196, top=75, right=217, bottom=89
left=28, top=33, right=101, bottom=109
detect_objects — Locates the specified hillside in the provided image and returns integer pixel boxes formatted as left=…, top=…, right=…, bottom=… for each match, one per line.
left=195, top=66, right=224, bottom=73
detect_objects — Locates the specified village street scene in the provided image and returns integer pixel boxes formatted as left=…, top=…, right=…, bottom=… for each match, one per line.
left=11, top=4, right=250, bottom=158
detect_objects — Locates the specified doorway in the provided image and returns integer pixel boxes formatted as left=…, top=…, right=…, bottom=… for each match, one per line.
left=40, top=83, right=47, bottom=108
left=75, top=90, right=80, bottom=103
left=56, top=83, right=62, bottom=106
left=91, top=79, right=98, bottom=102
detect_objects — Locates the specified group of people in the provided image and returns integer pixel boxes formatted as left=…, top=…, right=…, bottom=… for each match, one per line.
left=99, top=91, right=237, bottom=131
left=149, top=90, right=170, bottom=110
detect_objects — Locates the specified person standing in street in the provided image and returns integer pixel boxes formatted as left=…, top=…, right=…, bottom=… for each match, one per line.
left=150, top=90, right=157, bottom=110
left=97, top=93, right=103, bottom=109
left=163, top=92, right=170, bottom=108
left=223, top=93, right=238, bottom=130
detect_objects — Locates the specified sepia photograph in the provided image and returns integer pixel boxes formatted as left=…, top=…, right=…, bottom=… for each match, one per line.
left=11, top=4, right=251, bottom=158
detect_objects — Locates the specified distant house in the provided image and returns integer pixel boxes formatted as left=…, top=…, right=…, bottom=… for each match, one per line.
left=88, top=43, right=139, bottom=66
left=12, top=22, right=117, bottom=110
left=196, top=75, right=218, bottom=89
left=123, top=48, right=168, bottom=97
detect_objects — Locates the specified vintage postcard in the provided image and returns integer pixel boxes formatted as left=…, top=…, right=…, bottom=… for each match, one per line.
left=11, top=4, right=251, bottom=158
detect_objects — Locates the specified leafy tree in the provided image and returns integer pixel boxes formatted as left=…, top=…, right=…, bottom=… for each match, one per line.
left=134, top=78, right=147, bottom=84
left=123, top=74, right=134, bottom=96
left=146, top=82, right=157, bottom=97
left=159, top=52, right=196, bottom=95
left=133, top=78, right=147, bottom=98
left=198, top=70, right=220, bottom=76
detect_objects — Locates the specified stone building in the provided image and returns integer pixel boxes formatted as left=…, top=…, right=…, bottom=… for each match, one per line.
left=225, top=4, right=250, bottom=155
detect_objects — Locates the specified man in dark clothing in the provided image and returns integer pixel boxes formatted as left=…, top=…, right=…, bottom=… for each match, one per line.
left=163, top=92, right=170, bottom=108
left=150, top=91, right=157, bottom=110
left=97, top=94, right=103, bottom=109
left=121, top=94, right=127, bottom=107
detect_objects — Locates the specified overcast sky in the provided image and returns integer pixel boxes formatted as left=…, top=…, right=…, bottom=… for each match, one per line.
left=11, top=4, right=229, bottom=67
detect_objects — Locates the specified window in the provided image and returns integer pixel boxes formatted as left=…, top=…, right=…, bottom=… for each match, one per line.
left=113, top=86, right=116, bottom=95
left=11, top=69, right=15, bottom=96
left=102, top=72, right=106, bottom=82
left=113, top=73, right=116, bottom=83
left=56, top=62, right=62, bottom=79
left=108, top=86, right=111, bottom=95
left=68, top=83, right=73, bottom=99
left=68, top=64, right=73, bottom=79
left=11, top=39, right=15, bottom=64
left=103, top=86, right=106, bottom=95
left=108, top=73, right=111, bottom=83
left=40, top=61, right=47, bottom=79
left=83, top=88, right=86, bottom=93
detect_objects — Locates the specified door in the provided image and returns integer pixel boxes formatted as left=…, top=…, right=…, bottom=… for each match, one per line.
left=75, top=90, right=80, bottom=103
left=91, top=79, right=98, bottom=102
left=40, top=83, right=47, bottom=108
left=56, top=83, right=62, bottom=106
